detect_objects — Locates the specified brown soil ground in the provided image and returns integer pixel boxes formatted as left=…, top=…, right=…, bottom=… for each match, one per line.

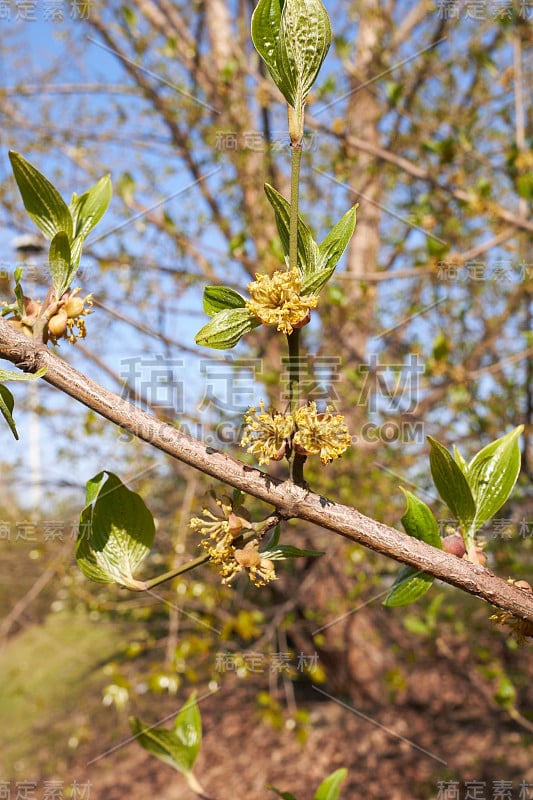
left=85, top=612, right=533, bottom=800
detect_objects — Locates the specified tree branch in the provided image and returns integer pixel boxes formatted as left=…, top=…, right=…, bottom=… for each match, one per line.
left=1, top=318, right=532, bottom=623
left=308, top=116, right=533, bottom=236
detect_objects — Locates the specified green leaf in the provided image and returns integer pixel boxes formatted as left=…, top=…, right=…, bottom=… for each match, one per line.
left=260, top=527, right=325, bottom=561
left=77, top=504, right=103, bottom=583
left=76, top=471, right=155, bottom=589
left=194, top=308, right=261, bottom=350
left=12, top=266, right=25, bottom=316
left=299, top=204, right=357, bottom=294
left=263, top=523, right=281, bottom=550
left=203, top=286, right=246, bottom=317
left=263, top=545, right=324, bottom=560
left=426, top=237, right=449, bottom=259
left=452, top=444, right=468, bottom=475
left=383, top=565, right=435, bottom=607
left=383, top=490, right=441, bottom=608
left=130, top=693, right=202, bottom=775
left=301, top=267, right=337, bottom=296
left=277, top=0, right=331, bottom=108
left=315, top=768, right=348, bottom=800
left=0, top=385, right=18, bottom=440
left=399, top=489, right=442, bottom=548
left=494, top=672, right=517, bottom=709
left=264, top=183, right=318, bottom=274
left=428, top=436, right=476, bottom=534
left=0, top=367, right=46, bottom=440
left=231, top=488, right=246, bottom=509
left=69, top=174, right=112, bottom=267
left=267, top=789, right=298, bottom=800
left=49, top=231, right=73, bottom=298
left=468, top=426, right=523, bottom=530
left=9, top=151, right=73, bottom=241
left=251, top=0, right=284, bottom=89
left=84, top=470, right=107, bottom=507
left=130, top=717, right=181, bottom=770
left=252, top=0, right=331, bottom=109
left=0, top=367, right=47, bottom=383
left=173, top=692, right=202, bottom=771
left=317, top=205, right=357, bottom=273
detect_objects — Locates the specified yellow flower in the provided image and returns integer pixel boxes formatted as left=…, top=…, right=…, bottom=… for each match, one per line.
left=190, top=510, right=233, bottom=562
left=190, top=504, right=244, bottom=583
left=490, top=579, right=533, bottom=644
left=241, top=401, right=295, bottom=465
left=234, top=542, right=277, bottom=587
left=46, top=289, right=93, bottom=345
left=190, top=494, right=276, bottom=587
left=64, top=290, right=93, bottom=344
left=190, top=494, right=248, bottom=563
left=293, top=402, right=352, bottom=464
left=490, top=610, right=533, bottom=645
left=245, top=268, right=318, bottom=335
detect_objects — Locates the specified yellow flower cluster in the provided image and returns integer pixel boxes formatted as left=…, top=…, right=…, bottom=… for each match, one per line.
left=240, top=402, right=295, bottom=465
left=65, top=290, right=93, bottom=344
left=46, top=289, right=93, bottom=345
left=241, top=401, right=351, bottom=465
left=293, top=403, right=352, bottom=465
left=246, top=268, right=318, bottom=336
left=4, top=287, right=93, bottom=345
left=490, top=610, right=533, bottom=645
left=489, top=579, right=533, bottom=644
left=189, top=495, right=277, bottom=587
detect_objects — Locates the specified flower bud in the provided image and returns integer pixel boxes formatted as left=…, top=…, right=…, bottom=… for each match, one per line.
left=47, top=309, right=68, bottom=337
left=442, top=533, right=466, bottom=558
left=234, top=547, right=262, bottom=569
left=466, top=541, right=487, bottom=566
left=228, top=511, right=246, bottom=536
left=64, top=295, right=85, bottom=318
left=23, top=296, right=40, bottom=316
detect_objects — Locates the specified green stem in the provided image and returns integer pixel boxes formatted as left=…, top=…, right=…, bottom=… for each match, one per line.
left=289, top=142, right=302, bottom=273
left=143, top=553, right=210, bottom=590
left=287, top=111, right=304, bottom=413
left=287, top=328, right=300, bottom=413
left=287, top=329, right=307, bottom=485
left=287, top=105, right=305, bottom=486
left=142, top=524, right=277, bottom=592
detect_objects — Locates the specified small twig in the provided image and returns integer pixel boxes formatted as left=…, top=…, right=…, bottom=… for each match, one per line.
left=143, top=553, right=211, bottom=591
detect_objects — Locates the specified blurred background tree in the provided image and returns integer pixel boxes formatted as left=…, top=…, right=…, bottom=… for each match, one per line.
left=0, top=2, right=531, bottom=798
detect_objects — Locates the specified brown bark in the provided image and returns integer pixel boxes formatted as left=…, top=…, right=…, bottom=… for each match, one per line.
left=340, top=0, right=387, bottom=361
